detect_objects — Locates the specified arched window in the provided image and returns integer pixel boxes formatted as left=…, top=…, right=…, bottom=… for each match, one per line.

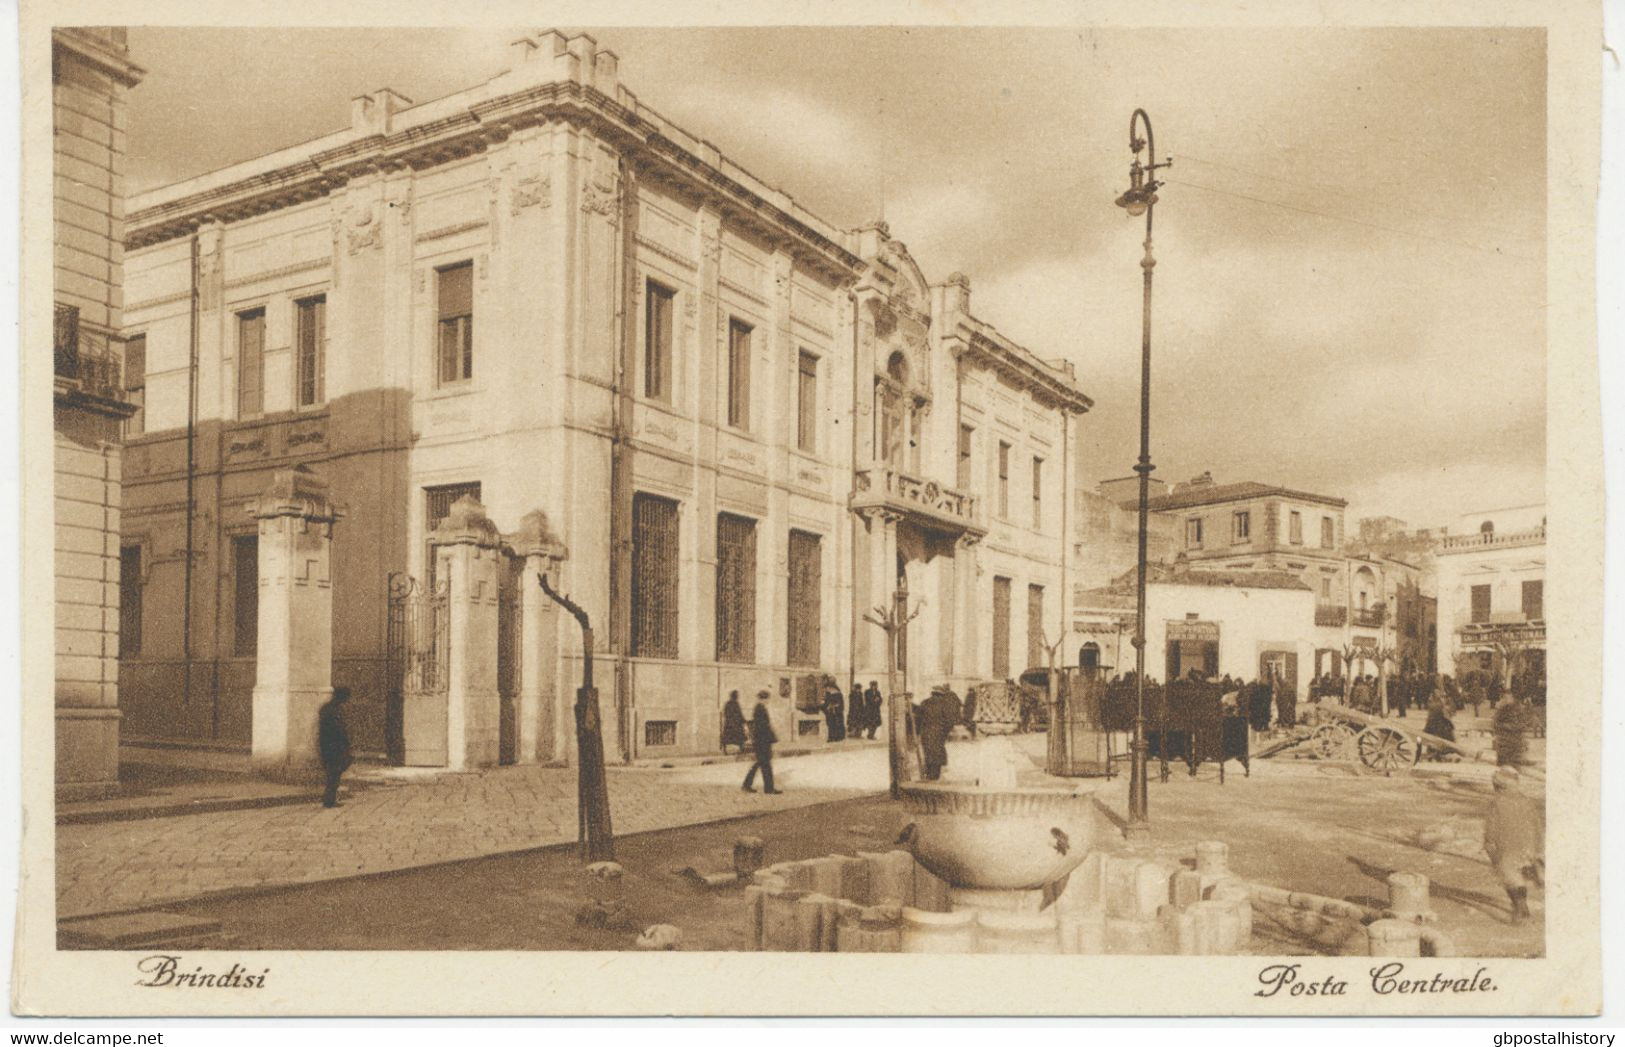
left=1079, top=642, right=1100, bottom=674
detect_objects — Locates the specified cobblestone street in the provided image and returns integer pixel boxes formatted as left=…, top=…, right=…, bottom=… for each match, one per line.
left=56, top=755, right=867, bottom=919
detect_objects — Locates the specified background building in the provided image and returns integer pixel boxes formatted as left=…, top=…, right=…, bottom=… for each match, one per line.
left=53, top=27, right=143, bottom=798
left=117, top=31, right=1090, bottom=763
left=1435, top=504, right=1546, bottom=686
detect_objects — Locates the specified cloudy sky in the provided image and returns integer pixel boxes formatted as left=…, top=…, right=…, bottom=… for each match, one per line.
left=124, top=26, right=1546, bottom=528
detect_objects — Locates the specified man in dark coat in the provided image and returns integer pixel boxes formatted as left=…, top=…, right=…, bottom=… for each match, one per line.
left=916, top=687, right=959, bottom=780
left=846, top=682, right=865, bottom=739
left=863, top=681, right=883, bottom=739
left=822, top=676, right=846, bottom=742
left=720, top=690, right=748, bottom=754
left=742, top=692, right=781, bottom=793
left=317, top=686, right=354, bottom=808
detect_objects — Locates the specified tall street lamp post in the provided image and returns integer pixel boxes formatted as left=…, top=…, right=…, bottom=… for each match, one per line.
left=1115, top=108, right=1171, bottom=840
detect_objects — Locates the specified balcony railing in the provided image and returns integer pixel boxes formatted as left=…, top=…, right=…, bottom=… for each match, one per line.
left=54, top=303, right=125, bottom=400
left=852, top=464, right=983, bottom=534
left=1352, top=606, right=1385, bottom=629
left=1440, top=526, right=1545, bottom=552
left=1315, top=605, right=1347, bottom=627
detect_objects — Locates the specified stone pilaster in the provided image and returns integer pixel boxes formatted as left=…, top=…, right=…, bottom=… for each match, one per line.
left=432, top=495, right=503, bottom=770
left=509, top=509, right=568, bottom=765
left=248, top=466, right=343, bottom=780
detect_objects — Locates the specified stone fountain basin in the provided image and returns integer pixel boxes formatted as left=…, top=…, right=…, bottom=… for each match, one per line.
left=898, top=780, right=1104, bottom=891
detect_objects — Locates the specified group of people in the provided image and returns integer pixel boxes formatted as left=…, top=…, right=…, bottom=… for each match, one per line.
left=720, top=690, right=785, bottom=794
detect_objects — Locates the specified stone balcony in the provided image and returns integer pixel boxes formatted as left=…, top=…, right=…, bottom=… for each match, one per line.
left=852, top=464, right=985, bottom=537
left=1351, top=607, right=1385, bottom=629
left=1439, top=526, right=1545, bottom=553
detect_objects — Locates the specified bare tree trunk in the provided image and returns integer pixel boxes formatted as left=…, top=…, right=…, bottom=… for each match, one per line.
left=542, top=574, right=615, bottom=862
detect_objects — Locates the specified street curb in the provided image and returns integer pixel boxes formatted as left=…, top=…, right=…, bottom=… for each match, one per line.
left=56, top=791, right=887, bottom=923
left=57, top=789, right=343, bottom=826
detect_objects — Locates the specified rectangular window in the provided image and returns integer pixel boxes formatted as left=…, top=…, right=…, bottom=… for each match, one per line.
left=1186, top=517, right=1204, bottom=549
left=1290, top=510, right=1303, bottom=545
left=1321, top=578, right=1332, bottom=600
left=997, top=442, right=1011, bottom=518
left=992, top=576, right=1012, bottom=678
left=237, top=308, right=265, bottom=417
left=232, top=534, right=259, bottom=657
left=787, top=530, right=822, bottom=667
left=437, top=262, right=474, bottom=385
left=796, top=350, right=818, bottom=452
left=296, top=295, right=326, bottom=407
left=645, top=281, right=674, bottom=403
left=1031, top=458, right=1044, bottom=529
left=118, top=545, right=142, bottom=657
left=1233, top=510, right=1251, bottom=543
left=957, top=424, right=974, bottom=490
left=122, top=334, right=146, bottom=437
left=727, top=319, right=752, bottom=431
left=1320, top=516, right=1335, bottom=548
left=631, top=493, right=680, bottom=658
left=715, top=513, right=757, bottom=663
left=1027, top=583, right=1046, bottom=669
left=424, top=482, right=481, bottom=588
left=1470, top=584, right=1492, bottom=624
left=1522, top=580, right=1543, bottom=620
left=644, top=720, right=678, bottom=748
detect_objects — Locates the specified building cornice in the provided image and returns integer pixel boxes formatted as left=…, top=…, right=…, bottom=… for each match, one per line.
left=53, top=28, right=145, bottom=89
left=126, top=80, right=865, bottom=284
left=959, top=327, right=1092, bottom=414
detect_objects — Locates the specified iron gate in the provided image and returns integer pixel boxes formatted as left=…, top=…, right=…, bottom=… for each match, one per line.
left=385, top=571, right=449, bottom=765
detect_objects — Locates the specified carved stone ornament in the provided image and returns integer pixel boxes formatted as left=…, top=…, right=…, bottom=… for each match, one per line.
left=581, top=182, right=619, bottom=217
left=345, top=204, right=382, bottom=254
left=510, top=174, right=550, bottom=215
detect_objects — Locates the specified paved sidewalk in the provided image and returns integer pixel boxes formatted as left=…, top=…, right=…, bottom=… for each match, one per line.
left=56, top=758, right=868, bottom=919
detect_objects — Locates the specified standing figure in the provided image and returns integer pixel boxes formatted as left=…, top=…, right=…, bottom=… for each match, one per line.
left=1492, top=693, right=1531, bottom=766
left=742, top=692, right=781, bottom=794
left=846, top=681, right=865, bottom=739
left=1273, top=667, right=1298, bottom=729
left=863, top=681, right=883, bottom=740
left=1483, top=767, right=1544, bottom=923
left=961, top=686, right=979, bottom=737
left=720, top=690, right=748, bottom=755
left=317, top=686, right=354, bottom=809
left=1422, top=693, right=1456, bottom=753
left=822, top=676, right=846, bottom=742
left=916, top=687, right=959, bottom=781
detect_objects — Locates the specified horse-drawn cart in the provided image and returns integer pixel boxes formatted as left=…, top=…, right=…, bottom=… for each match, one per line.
left=1257, top=703, right=1490, bottom=775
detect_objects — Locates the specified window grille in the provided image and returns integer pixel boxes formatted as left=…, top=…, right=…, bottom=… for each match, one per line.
left=727, top=319, right=752, bottom=431
left=296, top=295, right=326, bottom=406
left=424, top=482, right=481, bottom=588
left=237, top=309, right=265, bottom=417
left=631, top=493, right=680, bottom=658
left=437, top=262, right=473, bottom=384
left=715, top=513, right=757, bottom=664
left=232, top=534, right=259, bottom=657
left=644, top=720, right=678, bottom=747
left=787, top=530, right=821, bottom=667
left=992, top=576, right=1012, bottom=678
left=645, top=281, right=674, bottom=402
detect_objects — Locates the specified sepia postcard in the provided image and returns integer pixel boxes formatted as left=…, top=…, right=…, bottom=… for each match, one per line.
left=12, top=0, right=1605, bottom=1017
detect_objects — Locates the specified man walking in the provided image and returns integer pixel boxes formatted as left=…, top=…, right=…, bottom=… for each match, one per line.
left=317, top=686, right=354, bottom=808
left=742, top=692, right=782, bottom=794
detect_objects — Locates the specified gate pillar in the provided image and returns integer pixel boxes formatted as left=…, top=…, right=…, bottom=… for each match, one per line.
left=510, top=510, right=568, bottom=764
left=248, top=465, right=343, bottom=780
left=431, top=495, right=504, bottom=770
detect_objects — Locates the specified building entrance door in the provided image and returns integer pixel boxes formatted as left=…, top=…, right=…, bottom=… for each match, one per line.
left=1260, top=650, right=1298, bottom=695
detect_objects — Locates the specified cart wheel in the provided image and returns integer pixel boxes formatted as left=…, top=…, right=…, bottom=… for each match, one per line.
left=1357, top=727, right=1419, bottom=775
left=1310, top=723, right=1356, bottom=760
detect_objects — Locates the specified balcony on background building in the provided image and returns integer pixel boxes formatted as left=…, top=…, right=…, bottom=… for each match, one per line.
left=1315, top=604, right=1347, bottom=627
left=1439, top=526, right=1546, bottom=553
left=852, top=463, right=985, bottom=537
left=1351, top=605, right=1385, bottom=629
left=54, top=303, right=125, bottom=402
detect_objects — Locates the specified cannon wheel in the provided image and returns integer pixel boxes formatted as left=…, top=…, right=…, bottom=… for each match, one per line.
left=1310, top=722, right=1357, bottom=760
left=1357, top=726, right=1420, bottom=775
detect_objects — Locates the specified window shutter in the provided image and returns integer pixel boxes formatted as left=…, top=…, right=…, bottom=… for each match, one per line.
left=124, top=335, right=146, bottom=391
left=438, top=263, right=472, bottom=318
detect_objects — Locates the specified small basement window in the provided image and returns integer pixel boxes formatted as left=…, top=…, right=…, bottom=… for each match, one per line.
left=644, top=720, right=678, bottom=748
left=797, top=719, right=822, bottom=738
